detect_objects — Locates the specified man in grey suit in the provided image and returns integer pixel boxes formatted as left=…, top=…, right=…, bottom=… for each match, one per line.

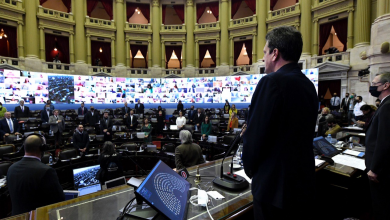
left=49, top=109, right=65, bottom=147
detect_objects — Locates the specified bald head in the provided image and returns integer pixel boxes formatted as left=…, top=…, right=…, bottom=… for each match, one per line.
left=24, top=135, right=43, bottom=155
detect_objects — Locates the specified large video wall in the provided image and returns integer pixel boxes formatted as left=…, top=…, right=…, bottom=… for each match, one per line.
left=0, top=68, right=318, bottom=105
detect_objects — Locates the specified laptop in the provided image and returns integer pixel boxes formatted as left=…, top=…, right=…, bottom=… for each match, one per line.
left=151, top=118, right=157, bottom=123
left=313, top=136, right=340, bottom=158
left=63, top=190, right=80, bottom=201
left=137, top=132, right=145, bottom=139
left=104, top=176, right=127, bottom=189
left=72, top=164, right=101, bottom=196
left=135, top=160, right=191, bottom=220
left=146, top=145, right=157, bottom=152
left=223, top=114, right=230, bottom=119
left=170, top=125, right=178, bottom=130
left=78, top=184, right=102, bottom=196
left=208, top=135, right=217, bottom=143
left=233, top=128, right=242, bottom=134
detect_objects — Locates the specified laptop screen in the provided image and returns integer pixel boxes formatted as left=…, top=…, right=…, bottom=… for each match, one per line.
left=63, top=190, right=79, bottom=201
left=313, top=136, right=339, bottom=157
left=208, top=135, right=217, bottom=143
left=78, top=184, right=102, bottom=196
left=73, top=164, right=101, bottom=189
left=136, top=160, right=191, bottom=220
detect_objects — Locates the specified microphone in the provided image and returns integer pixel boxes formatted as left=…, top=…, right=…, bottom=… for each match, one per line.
left=212, top=125, right=249, bottom=190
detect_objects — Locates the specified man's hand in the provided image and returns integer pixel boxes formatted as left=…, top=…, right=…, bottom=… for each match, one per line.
left=368, top=170, right=379, bottom=183
left=103, top=129, right=107, bottom=132
left=15, top=132, right=20, bottom=135
left=357, top=120, right=365, bottom=125
left=202, top=134, right=206, bottom=137
left=57, top=120, right=62, bottom=123
left=107, top=132, right=110, bottom=135
left=4, top=133, right=9, bottom=136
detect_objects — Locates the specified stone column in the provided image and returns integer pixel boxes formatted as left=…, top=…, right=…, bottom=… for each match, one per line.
left=148, top=40, right=152, bottom=68
left=186, top=0, right=194, bottom=67
left=378, top=0, right=387, bottom=17
left=216, top=38, right=220, bottom=66
left=24, top=0, right=39, bottom=58
left=111, top=38, right=116, bottom=66
left=126, top=39, right=130, bottom=67
left=347, top=8, right=354, bottom=50
left=354, top=0, right=371, bottom=47
left=39, top=27, right=45, bottom=61
left=182, top=41, right=186, bottom=67
left=312, top=19, right=319, bottom=55
left=69, top=32, right=75, bottom=63
left=300, top=0, right=311, bottom=55
left=229, top=37, right=234, bottom=66
left=257, top=0, right=267, bottom=62
left=74, top=0, right=86, bottom=63
left=220, top=0, right=229, bottom=65
left=115, top=0, right=125, bottom=66
left=152, top=0, right=161, bottom=67
left=17, top=21, right=24, bottom=58
left=195, top=40, right=199, bottom=68
left=86, top=35, right=91, bottom=64
left=161, top=41, right=165, bottom=68
left=252, top=34, right=257, bottom=63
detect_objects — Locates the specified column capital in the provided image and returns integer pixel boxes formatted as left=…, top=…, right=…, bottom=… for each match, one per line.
left=221, top=0, right=229, bottom=2
left=182, top=40, right=186, bottom=43
left=38, top=26, right=44, bottom=30
left=161, top=40, right=165, bottom=44
left=69, top=31, right=74, bottom=35
left=115, top=0, right=124, bottom=3
left=125, top=38, right=130, bottom=42
left=152, top=0, right=159, bottom=7
left=17, top=21, right=24, bottom=26
left=86, top=34, right=91, bottom=38
left=216, top=38, right=220, bottom=41
left=186, top=0, right=193, bottom=6
left=148, top=40, right=152, bottom=43
left=347, top=7, right=355, bottom=13
left=229, top=37, right=233, bottom=40
left=252, top=33, right=257, bottom=37
left=195, top=40, right=199, bottom=43
left=313, top=18, right=319, bottom=23
left=111, top=37, right=116, bottom=41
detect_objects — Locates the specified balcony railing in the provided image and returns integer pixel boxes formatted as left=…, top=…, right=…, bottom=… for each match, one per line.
left=163, top=69, right=182, bottom=75
left=0, top=0, right=22, bottom=10
left=89, top=66, right=115, bottom=74
left=197, top=68, right=217, bottom=74
left=42, top=62, right=75, bottom=72
left=125, top=23, right=152, bottom=32
left=311, top=52, right=350, bottom=67
left=230, top=15, right=257, bottom=28
left=194, top=22, right=220, bottom=32
left=85, top=17, right=116, bottom=29
left=160, top=24, right=186, bottom=33
left=38, top=6, right=74, bottom=23
left=127, top=68, right=150, bottom=75
left=268, top=3, right=300, bottom=21
left=230, top=65, right=254, bottom=73
left=0, top=56, right=25, bottom=69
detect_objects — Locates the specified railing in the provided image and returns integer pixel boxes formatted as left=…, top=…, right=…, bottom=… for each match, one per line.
left=311, top=52, right=350, bottom=67
left=230, top=15, right=257, bottom=28
left=38, top=6, right=74, bottom=22
left=0, top=0, right=22, bottom=9
left=230, top=65, right=253, bottom=73
left=160, top=24, right=186, bottom=33
left=0, top=56, right=25, bottom=69
left=195, top=22, right=220, bottom=32
left=127, top=68, right=150, bottom=75
left=42, top=62, right=75, bottom=72
left=89, top=66, right=115, bottom=74
left=197, top=68, right=217, bottom=74
left=163, top=69, right=182, bottom=75
left=126, top=23, right=152, bottom=31
left=85, top=17, right=115, bottom=29
left=268, top=3, right=300, bottom=20
left=313, top=0, right=343, bottom=9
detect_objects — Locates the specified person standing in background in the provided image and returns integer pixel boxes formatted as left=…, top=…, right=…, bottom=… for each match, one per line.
left=330, top=93, right=340, bottom=111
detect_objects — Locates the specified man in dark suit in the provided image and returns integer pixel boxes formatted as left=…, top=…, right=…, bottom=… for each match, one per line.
left=0, top=112, right=20, bottom=140
left=193, top=108, right=205, bottom=130
left=126, top=110, right=138, bottom=130
left=188, top=105, right=196, bottom=123
left=41, top=104, right=53, bottom=123
left=77, top=102, right=88, bottom=116
left=85, top=106, right=100, bottom=126
left=340, top=92, right=350, bottom=112
left=43, top=99, right=55, bottom=111
left=365, top=73, right=390, bottom=219
left=100, top=112, right=113, bottom=141
left=134, top=100, right=144, bottom=114
left=121, top=102, right=131, bottom=117
left=7, top=135, right=65, bottom=215
left=49, top=109, right=65, bottom=147
left=177, top=100, right=184, bottom=113
left=242, top=26, right=318, bottom=220
left=14, top=100, right=30, bottom=119
left=73, top=124, right=90, bottom=155
left=244, top=105, right=250, bottom=121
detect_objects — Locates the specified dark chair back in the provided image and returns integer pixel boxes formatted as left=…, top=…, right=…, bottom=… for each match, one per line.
left=120, top=143, right=138, bottom=151
left=0, top=145, right=15, bottom=158
left=0, top=161, right=12, bottom=177
left=84, top=126, right=96, bottom=134
left=183, top=124, right=194, bottom=133
left=59, top=148, right=78, bottom=160
left=162, top=143, right=176, bottom=153
left=223, top=135, right=236, bottom=145
left=41, top=152, right=52, bottom=164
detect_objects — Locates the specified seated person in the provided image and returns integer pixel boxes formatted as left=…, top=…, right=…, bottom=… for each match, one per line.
left=201, top=116, right=212, bottom=139
left=97, top=141, right=123, bottom=184
left=176, top=111, right=186, bottom=129
left=317, top=107, right=334, bottom=136
left=228, top=104, right=238, bottom=117
left=0, top=112, right=20, bottom=140
left=73, top=125, right=90, bottom=155
left=227, top=112, right=239, bottom=131
left=175, top=130, right=205, bottom=170
left=325, top=118, right=341, bottom=137
left=357, top=104, right=375, bottom=131
left=126, top=110, right=138, bottom=130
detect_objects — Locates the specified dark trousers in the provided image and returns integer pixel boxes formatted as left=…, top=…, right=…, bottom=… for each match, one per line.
left=369, top=179, right=390, bottom=220
left=348, top=110, right=354, bottom=125
left=53, top=130, right=62, bottom=147
left=253, top=199, right=312, bottom=220
left=103, top=132, right=112, bottom=141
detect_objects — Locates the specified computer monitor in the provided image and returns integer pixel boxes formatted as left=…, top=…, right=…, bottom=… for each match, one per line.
left=233, top=128, right=242, bottom=134
left=146, top=145, right=157, bottom=152
left=151, top=118, right=157, bottom=123
left=313, top=136, right=339, bottom=157
left=78, top=183, right=102, bottom=196
left=105, top=176, right=127, bottom=189
left=208, top=135, right=217, bottom=143
left=72, top=164, right=101, bottom=189
left=137, top=132, right=145, bottom=139
left=135, top=160, right=191, bottom=220
left=223, top=114, right=230, bottom=119
left=63, top=190, right=80, bottom=201
left=170, top=125, right=178, bottom=130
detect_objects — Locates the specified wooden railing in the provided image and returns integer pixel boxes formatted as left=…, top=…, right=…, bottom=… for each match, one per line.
left=311, top=52, right=350, bottom=67
left=230, top=65, right=253, bottom=73
left=42, top=62, right=75, bottom=72
left=85, top=17, right=115, bottom=29
left=38, top=6, right=74, bottom=22
left=230, top=15, right=257, bottom=27
left=161, top=24, right=186, bottom=32
left=195, top=22, right=220, bottom=31
left=197, top=68, right=217, bottom=74
left=268, top=3, right=300, bottom=20
left=127, top=68, right=150, bottom=75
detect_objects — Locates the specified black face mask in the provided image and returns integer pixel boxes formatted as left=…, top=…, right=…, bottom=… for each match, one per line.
left=369, top=86, right=382, bottom=97
left=322, top=114, right=328, bottom=117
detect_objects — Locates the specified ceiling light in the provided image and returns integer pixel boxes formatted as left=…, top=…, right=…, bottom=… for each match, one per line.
left=54, top=48, right=57, bottom=51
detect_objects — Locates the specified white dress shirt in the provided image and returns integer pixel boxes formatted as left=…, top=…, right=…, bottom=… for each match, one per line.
left=176, top=116, right=186, bottom=127
left=6, top=118, right=14, bottom=133
left=330, top=96, right=341, bottom=107
left=354, top=101, right=366, bottom=116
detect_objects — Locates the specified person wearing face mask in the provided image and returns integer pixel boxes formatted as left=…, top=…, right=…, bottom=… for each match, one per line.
left=348, top=93, right=357, bottom=124
left=188, top=105, right=196, bottom=123
left=156, top=110, right=165, bottom=136
left=353, top=96, right=366, bottom=121
left=340, top=93, right=350, bottom=116
left=14, top=100, right=30, bottom=119
left=41, top=104, right=53, bottom=123
left=0, top=101, right=7, bottom=118
left=100, top=112, right=113, bottom=141
left=73, top=125, right=90, bottom=156
left=365, top=72, right=390, bottom=220
left=356, top=105, right=375, bottom=131
left=175, top=130, right=205, bottom=170
left=49, top=110, right=65, bottom=147
left=324, top=118, right=341, bottom=137
left=126, top=110, right=138, bottom=131
left=316, top=107, right=334, bottom=137
left=43, top=100, right=55, bottom=111
left=330, top=93, right=340, bottom=111
left=85, top=106, right=100, bottom=127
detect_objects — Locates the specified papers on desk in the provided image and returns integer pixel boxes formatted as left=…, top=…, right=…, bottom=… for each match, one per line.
left=0, top=178, right=6, bottom=188
left=332, top=154, right=366, bottom=170
left=235, top=169, right=252, bottom=184
left=343, top=149, right=365, bottom=158
left=315, top=159, right=325, bottom=167
left=342, top=126, right=364, bottom=131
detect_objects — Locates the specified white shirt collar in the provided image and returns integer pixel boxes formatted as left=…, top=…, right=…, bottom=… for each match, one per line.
left=381, top=94, right=390, bottom=104
left=24, top=155, right=41, bottom=161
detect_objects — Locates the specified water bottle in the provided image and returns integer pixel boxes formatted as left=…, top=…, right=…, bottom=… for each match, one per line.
left=325, top=134, right=332, bottom=143
left=200, top=135, right=203, bottom=141
left=49, top=129, right=52, bottom=136
left=195, top=126, right=198, bottom=131
left=49, top=155, right=53, bottom=165
left=98, top=149, right=100, bottom=155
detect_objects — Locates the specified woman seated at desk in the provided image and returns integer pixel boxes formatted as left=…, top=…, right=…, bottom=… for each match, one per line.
left=98, top=141, right=123, bottom=184
left=227, top=112, right=239, bottom=131
left=141, top=118, right=153, bottom=143
left=175, top=130, right=205, bottom=170
left=201, top=116, right=212, bottom=138
left=176, top=111, right=186, bottom=130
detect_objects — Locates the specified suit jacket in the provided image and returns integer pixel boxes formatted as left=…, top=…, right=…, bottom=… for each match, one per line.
left=175, top=143, right=205, bottom=170
left=126, top=115, right=138, bottom=129
left=193, top=113, right=205, bottom=125
left=73, top=131, right=90, bottom=151
left=177, top=103, right=184, bottom=112
left=134, top=103, right=144, bottom=114
left=365, top=95, right=390, bottom=181
left=49, top=115, right=65, bottom=133
left=341, top=97, right=351, bottom=111
left=100, top=117, right=113, bottom=134
left=43, top=104, right=55, bottom=111
left=85, top=111, right=100, bottom=125
left=188, top=109, right=196, bottom=121
left=7, top=157, right=65, bottom=215
left=41, top=110, right=53, bottom=123
left=226, top=117, right=239, bottom=131
left=77, top=107, right=88, bottom=116
left=121, top=106, right=131, bottom=116
left=0, top=118, right=20, bottom=137
left=242, top=63, right=318, bottom=209
left=14, top=106, right=30, bottom=118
